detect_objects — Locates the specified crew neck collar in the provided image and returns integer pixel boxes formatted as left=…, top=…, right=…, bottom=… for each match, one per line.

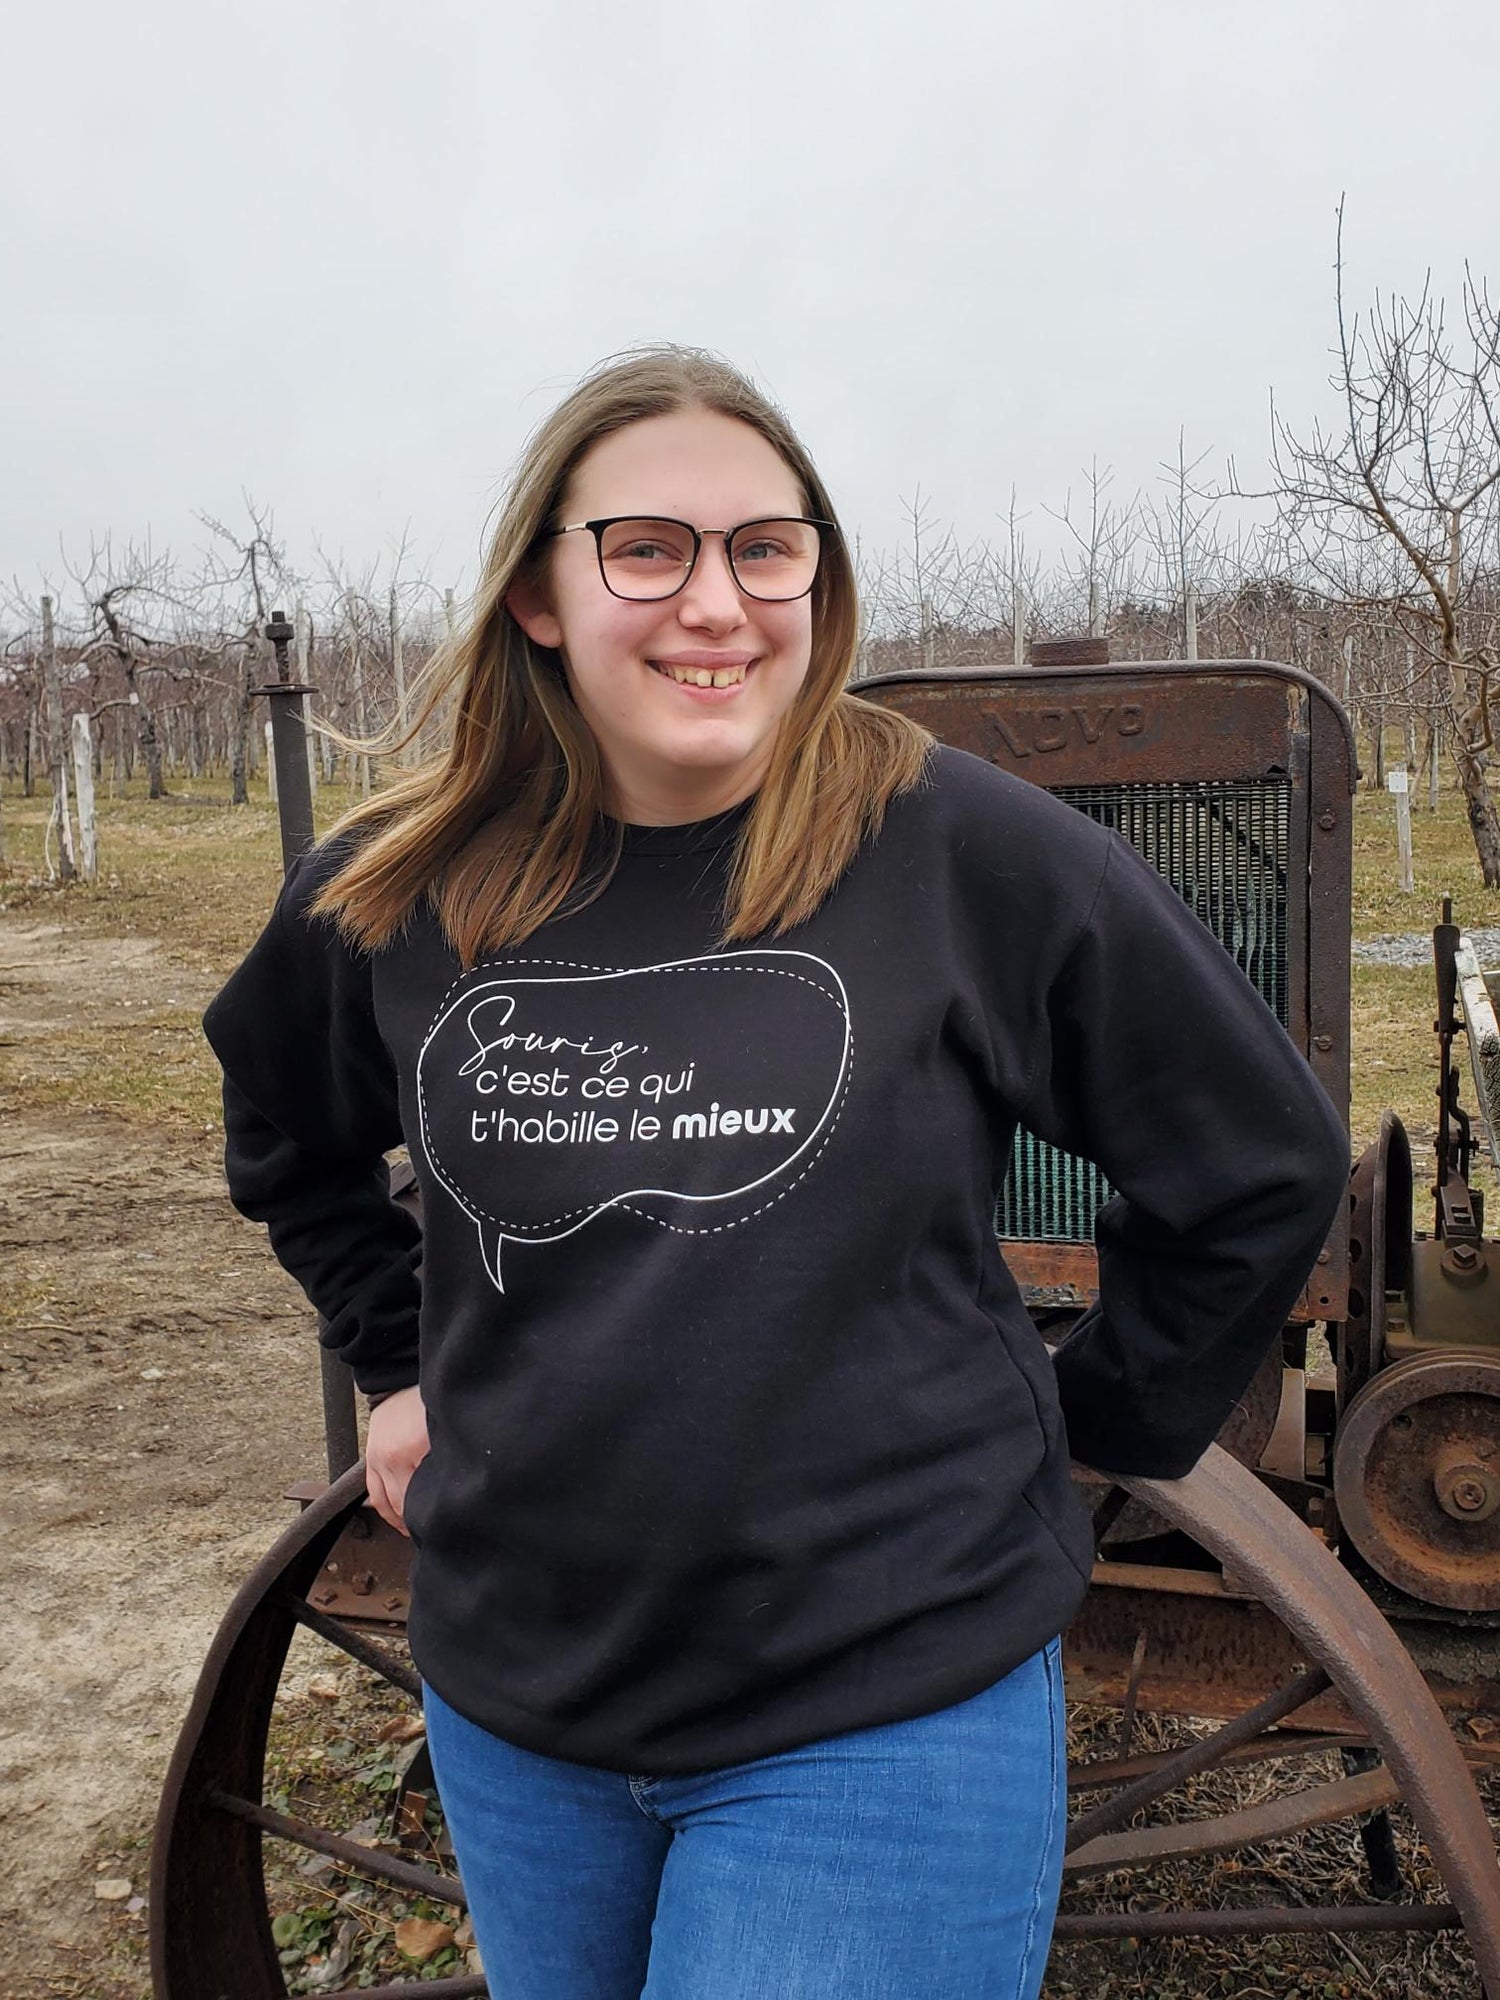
left=608, top=794, right=756, bottom=857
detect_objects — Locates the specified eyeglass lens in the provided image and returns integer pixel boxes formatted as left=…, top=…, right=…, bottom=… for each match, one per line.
left=597, top=519, right=821, bottom=601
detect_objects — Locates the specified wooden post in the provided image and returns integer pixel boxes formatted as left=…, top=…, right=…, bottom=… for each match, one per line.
left=71, top=713, right=97, bottom=882
left=1455, top=938, right=1500, bottom=1172
left=1339, top=632, right=1354, bottom=706
left=41, top=596, right=77, bottom=880
left=1185, top=582, right=1199, bottom=662
left=389, top=584, right=409, bottom=761
left=264, top=721, right=277, bottom=802
left=1388, top=767, right=1414, bottom=893
left=1012, top=582, right=1025, bottom=668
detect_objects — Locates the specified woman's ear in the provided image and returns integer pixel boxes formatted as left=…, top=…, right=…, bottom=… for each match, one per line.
left=506, top=571, right=564, bottom=651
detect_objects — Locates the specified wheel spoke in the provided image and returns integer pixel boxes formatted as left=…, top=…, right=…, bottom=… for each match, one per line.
left=1055, top=1902, right=1462, bottom=1940
left=1068, top=1727, right=1355, bottom=1794
left=1066, top=1663, right=1331, bottom=1849
left=319, top=1979, right=488, bottom=1999
left=1064, top=1762, right=1399, bottom=1878
left=288, top=1592, right=423, bottom=1699
left=205, top=1788, right=465, bottom=1906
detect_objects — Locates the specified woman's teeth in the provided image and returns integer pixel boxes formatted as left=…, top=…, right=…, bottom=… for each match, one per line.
left=654, top=662, right=747, bottom=687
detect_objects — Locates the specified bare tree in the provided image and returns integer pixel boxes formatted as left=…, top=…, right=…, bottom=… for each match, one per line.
left=1142, top=432, right=1231, bottom=660
left=63, top=539, right=186, bottom=801
left=1267, top=204, right=1500, bottom=882
left=199, top=501, right=295, bottom=805
left=1044, top=461, right=1141, bottom=639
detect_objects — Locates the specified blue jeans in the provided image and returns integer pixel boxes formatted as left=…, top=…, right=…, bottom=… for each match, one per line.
left=422, top=1639, right=1065, bottom=2000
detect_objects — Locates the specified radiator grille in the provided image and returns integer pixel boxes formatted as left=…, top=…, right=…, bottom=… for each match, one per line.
left=998, top=779, right=1292, bottom=1243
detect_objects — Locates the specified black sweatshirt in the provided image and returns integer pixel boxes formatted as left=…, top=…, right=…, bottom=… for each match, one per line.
left=203, top=745, right=1348, bottom=1773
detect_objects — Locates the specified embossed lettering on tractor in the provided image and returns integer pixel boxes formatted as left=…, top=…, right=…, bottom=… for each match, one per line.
left=986, top=702, right=1146, bottom=760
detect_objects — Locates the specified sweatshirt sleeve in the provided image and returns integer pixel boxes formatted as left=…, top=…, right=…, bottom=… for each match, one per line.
left=202, top=843, right=424, bottom=1399
left=1020, top=831, right=1349, bottom=1480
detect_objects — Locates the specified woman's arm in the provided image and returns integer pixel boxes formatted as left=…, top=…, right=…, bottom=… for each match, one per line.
left=219, top=1073, right=423, bottom=1397
left=203, top=839, right=423, bottom=1400
left=1019, top=833, right=1350, bottom=1480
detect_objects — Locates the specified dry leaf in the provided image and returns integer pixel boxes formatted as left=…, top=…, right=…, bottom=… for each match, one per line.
left=375, top=1713, right=426, bottom=1743
left=394, top=1917, right=454, bottom=1961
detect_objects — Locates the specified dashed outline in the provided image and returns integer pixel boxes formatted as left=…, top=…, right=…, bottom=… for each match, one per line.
left=413, top=952, right=852, bottom=1261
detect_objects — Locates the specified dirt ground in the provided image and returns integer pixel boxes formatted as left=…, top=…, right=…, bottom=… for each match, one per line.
left=0, top=915, right=326, bottom=1995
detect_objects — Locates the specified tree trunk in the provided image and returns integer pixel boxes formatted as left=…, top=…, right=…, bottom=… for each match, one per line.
left=138, top=694, right=165, bottom=800
left=351, top=630, right=372, bottom=799
left=1452, top=670, right=1500, bottom=887
left=390, top=586, right=409, bottom=762
left=231, top=682, right=250, bottom=805
left=1455, top=747, right=1500, bottom=885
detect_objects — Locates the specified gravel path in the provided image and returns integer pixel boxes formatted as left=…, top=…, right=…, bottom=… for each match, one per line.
left=1353, top=926, right=1500, bottom=968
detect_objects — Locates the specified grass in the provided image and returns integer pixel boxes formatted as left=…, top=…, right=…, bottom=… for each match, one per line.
left=0, top=777, right=346, bottom=1131
left=1346, top=775, right=1500, bottom=1207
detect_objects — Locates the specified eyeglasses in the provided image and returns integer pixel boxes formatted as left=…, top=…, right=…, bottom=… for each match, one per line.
left=543, top=515, right=835, bottom=603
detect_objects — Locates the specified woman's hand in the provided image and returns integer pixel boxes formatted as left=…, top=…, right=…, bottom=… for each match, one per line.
left=366, top=1384, right=430, bottom=1538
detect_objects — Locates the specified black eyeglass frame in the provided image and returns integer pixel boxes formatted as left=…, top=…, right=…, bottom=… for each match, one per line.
left=541, top=515, right=838, bottom=603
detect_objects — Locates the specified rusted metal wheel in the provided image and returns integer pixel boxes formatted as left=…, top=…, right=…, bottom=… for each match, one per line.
left=153, top=1448, right=1500, bottom=1998
left=1335, top=1348, right=1500, bottom=1611
left=1062, top=1444, right=1500, bottom=1995
left=149, top=1465, right=480, bottom=2000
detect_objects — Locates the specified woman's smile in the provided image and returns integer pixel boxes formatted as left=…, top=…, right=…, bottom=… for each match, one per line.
left=648, top=650, right=757, bottom=692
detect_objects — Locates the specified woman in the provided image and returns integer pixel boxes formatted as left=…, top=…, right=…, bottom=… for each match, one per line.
left=204, top=347, right=1349, bottom=1999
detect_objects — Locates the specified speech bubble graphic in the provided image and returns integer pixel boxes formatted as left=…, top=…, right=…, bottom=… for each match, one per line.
left=415, top=951, right=851, bottom=1292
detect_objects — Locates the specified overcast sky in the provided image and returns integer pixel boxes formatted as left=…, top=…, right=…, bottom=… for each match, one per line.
left=5, top=0, right=1498, bottom=607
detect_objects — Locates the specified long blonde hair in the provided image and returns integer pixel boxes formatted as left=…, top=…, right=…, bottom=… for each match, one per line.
left=312, top=346, right=930, bottom=965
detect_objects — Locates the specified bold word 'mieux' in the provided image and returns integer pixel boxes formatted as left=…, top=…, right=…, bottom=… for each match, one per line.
left=467, top=1103, right=796, bottom=1147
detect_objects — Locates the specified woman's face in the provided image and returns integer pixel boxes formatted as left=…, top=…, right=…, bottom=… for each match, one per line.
left=509, top=407, right=816, bottom=824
